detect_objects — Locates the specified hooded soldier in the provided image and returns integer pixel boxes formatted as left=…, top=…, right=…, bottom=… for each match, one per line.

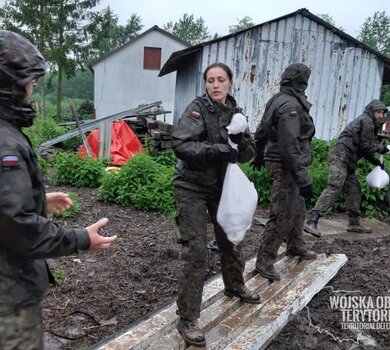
left=305, top=99, right=389, bottom=237
left=253, top=63, right=317, bottom=282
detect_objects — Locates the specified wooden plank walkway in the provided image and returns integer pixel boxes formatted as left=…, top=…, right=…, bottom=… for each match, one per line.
left=94, top=253, right=347, bottom=350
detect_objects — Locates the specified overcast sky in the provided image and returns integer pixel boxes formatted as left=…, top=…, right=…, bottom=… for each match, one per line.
left=96, top=0, right=389, bottom=38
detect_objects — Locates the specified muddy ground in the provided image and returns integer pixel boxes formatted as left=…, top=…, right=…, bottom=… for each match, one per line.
left=42, top=186, right=390, bottom=350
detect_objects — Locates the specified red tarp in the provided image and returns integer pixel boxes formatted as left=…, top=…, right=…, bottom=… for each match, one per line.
left=79, top=120, right=144, bottom=165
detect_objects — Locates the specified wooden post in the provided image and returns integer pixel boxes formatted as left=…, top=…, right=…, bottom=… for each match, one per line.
left=68, top=100, right=92, bottom=157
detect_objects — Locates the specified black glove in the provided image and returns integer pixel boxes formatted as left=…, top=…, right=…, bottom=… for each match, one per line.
left=228, top=133, right=244, bottom=145
left=372, top=158, right=383, bottom=168
left=250, top=156, right=264, bottom=170
left=299, top=183, right=313, bottom=198
left=228, top=146, right=239, bottom=163
left=380, top=161, right=385, bottom=170
left=380, top=144, right=390, bottom=154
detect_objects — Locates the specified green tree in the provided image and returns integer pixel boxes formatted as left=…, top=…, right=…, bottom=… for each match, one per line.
left=229, top=16, right=254, bottom=34
left=114, top=13, right=143, bottom=46
left=164, top=13, right=209, bottom=45
left=0, top=0, right=99, bottom=120
left=86, top=7, right=142, bottom=59
left=45, top=0, right=99, bottom=121
left=359, top=11, right=390, bottom=106
left=359, top=11, right=390, bottom=56
left=316, top=13, right=345, bottom=31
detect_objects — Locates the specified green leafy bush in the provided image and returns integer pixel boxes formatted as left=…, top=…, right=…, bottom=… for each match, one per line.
left=99, top=153, right=175, bottom=216
left=241, top=138, right=389, bottom=219
left=241, top=163, right=271, bottom=207
left=23, top=115, right=82, bottom=150
left=51, top=152, right=105, bottom=188
left=59, top=192, right=80, bottom=218
left=23, top=116, right=66, bottom=150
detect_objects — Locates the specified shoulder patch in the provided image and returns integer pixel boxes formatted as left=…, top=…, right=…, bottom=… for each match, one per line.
left=1, top=155, right=20, bottom=168
left=289, top=111, right=298, bottom=116
left=190, top=111, right=201, bottom=118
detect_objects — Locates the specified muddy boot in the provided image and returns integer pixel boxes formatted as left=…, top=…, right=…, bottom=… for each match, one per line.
left=286, top=247, right=317, bottom=260
left=347, top=215, right=372, bottom=233
left=304, top=211, right=321, bottom=238
left=224, top=287, right=261, bottom=304
left=177, top=318, right=206, bottom=347
left=256, top=255, right=280, bottom=281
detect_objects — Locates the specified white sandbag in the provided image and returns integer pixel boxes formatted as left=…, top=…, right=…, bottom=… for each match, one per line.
left=226, top=113, right=248, bottom=135
left=366, top=166, right=389, bottom=189
left=217, top=163, right=258, bottom=244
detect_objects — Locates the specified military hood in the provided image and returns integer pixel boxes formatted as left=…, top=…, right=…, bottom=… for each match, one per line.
left=280, top=63, right=312, bottom=111
left=280, top=63, right=311, bottom=93
left=364, top=99, right=388, bottom=118
left=0, top=30, right=46, bottom=128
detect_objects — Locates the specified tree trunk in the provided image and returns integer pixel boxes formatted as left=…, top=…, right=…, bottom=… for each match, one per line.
left=39, top=81, right=46, bottom=118
left=56, top=65, right=63, bottom=121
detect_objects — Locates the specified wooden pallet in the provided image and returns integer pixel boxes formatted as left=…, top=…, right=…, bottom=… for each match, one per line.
left=93, top=252, right=347, bottom=350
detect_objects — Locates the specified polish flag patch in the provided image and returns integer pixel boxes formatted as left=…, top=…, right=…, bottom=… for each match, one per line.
left=190, top=111, right=200, bottom=118
left=1, top=155, right=20, bottom=167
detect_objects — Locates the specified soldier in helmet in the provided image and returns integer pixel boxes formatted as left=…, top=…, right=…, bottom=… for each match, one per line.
left=304, top=99, right=390, bottom=238
left=0, top=30, right=117, bottom=349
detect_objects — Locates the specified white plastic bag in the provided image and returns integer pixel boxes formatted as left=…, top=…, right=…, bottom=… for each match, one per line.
left=217, top=163, right=258, bottom=244
left=366, top=157, right=389, bottom=189
left=366, top=166, right=389, bottom=189
left=226, top=113, right=248, bottom=135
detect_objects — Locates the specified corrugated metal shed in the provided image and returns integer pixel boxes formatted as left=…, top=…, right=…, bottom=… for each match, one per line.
left=160, top=8, right=390, bottom=140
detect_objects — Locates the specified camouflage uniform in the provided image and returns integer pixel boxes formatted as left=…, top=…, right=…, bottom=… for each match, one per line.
left=173, top=93, right=254, bottom=320
left=253, top=63, right=315, bottom=270
left=0, top=30, right=90, bottom=349
left=310, top=99, right=389, bottom=220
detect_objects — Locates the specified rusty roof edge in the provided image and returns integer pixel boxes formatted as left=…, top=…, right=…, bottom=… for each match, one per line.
left=159, top=8, right=390, bottom=78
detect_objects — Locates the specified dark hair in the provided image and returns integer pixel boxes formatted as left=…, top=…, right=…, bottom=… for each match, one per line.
left=203, top=62, right=233, bottom=82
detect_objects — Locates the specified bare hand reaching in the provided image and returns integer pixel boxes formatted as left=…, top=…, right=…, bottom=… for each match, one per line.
left=86, top=218, right=117, bottom=251
left=46, top=192, right=73, bottom=216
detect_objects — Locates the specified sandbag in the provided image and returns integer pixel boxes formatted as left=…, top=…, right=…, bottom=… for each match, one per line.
left=217, top=163, right=258, bottom=244
left=366, top=166, right=389, bottom=189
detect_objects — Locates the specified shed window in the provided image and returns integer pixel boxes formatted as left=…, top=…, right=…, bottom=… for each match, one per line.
left=144, top=47, right=161, bottom=70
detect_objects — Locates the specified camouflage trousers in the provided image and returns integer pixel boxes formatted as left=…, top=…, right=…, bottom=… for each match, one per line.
left=174, top=187, right=245, bottom=320
left=256, top=162, right=306, bottom=266
left=312, top=146, right=361, bottom=217
left=0, top=304, right=43, bottom=350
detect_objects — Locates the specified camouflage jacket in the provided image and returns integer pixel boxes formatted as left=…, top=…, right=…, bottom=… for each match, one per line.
left=337, top=99, right=388, bottom=169
left=254, top=91, right=315, bottom=188
left=0, top=117, right=90, bottom=315
left=172, top=93, right=254, bottom=193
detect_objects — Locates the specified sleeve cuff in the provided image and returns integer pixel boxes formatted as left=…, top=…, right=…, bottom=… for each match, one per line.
left=75, top=229, right=90, bottom=252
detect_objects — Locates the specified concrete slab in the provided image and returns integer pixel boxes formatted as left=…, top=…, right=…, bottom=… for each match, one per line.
left=254, top=213, right=390, bottom=241
left=304, top=215, right=390, bottom=241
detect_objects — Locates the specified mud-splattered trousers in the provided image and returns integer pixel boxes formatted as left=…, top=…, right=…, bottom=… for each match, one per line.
left=256, top=162, right=306, bottom=266
left=172, top=93, right=254, bottom=320
left=311, top=145, right=361, bottom=217
left=175, top=187, right=246, bottom=319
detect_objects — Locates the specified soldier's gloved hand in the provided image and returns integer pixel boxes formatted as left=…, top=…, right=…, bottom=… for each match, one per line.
left=379, top=144, right=390, bottom=154
left=372, top=158, right=382, bottom=167
left=299, top=183, right=313, bottom=198
left=228, top=132, right=244, bottom=145
left=228, top=146, right=239, bottom=163
left=250, top=156, right=264, bottom=170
